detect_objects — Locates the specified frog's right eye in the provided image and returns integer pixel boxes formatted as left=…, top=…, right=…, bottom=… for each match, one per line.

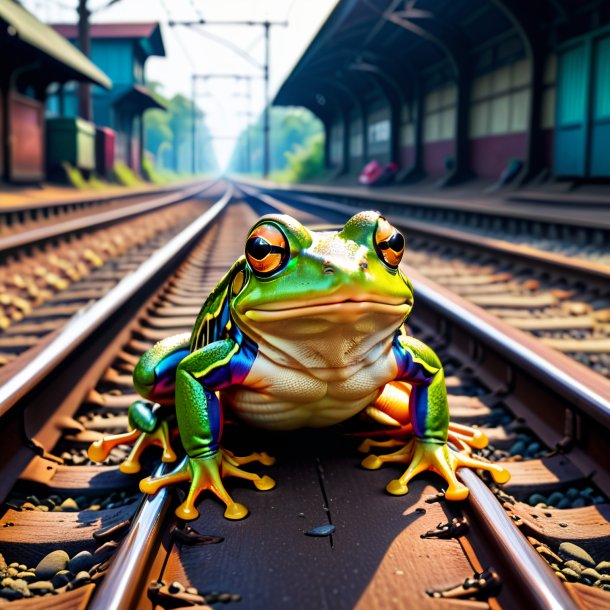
left=245, top=223, right=289, bottom=276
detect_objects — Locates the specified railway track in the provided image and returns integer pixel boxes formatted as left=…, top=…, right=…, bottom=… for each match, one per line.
left=0, top=185, right=608, bottom=609
left=239, top=184, right=610, bottom=379
left=0, top=181, right=216, bottom=367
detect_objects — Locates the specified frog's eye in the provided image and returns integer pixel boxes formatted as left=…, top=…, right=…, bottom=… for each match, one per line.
left=245, top=223, right=289, bottom=276
left=374, top=217, right=405, bottom=268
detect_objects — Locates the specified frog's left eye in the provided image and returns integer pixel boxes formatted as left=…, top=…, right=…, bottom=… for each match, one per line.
left=245, top=223, right=289, bottom=276
left=374, top=217, right=405, bottom=268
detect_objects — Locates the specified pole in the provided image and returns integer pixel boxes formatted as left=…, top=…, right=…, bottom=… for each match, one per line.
left=263, top=21, right=270, bottom=178
left=191, top=75, right=196, bottom=174
left=77, top=0, right=92, bottom=121
left=245, top=78, right=252, bottom=174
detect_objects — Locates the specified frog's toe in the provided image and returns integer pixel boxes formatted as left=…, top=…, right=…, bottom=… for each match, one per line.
left=224, top=502, right=249, bottom=520
left=448, top=422, right=489, bottom=450
left=88, top=428, right=141, bottom=463
left=357, top=438, right=404, bottom=454
left=221, top=460, right=276, bottom=491
left=119, top=421, right=177, bottom=474
left=456, top=452, right=511, bottom=485
left=361, top=454, right=383, bottom=470
left=222, top=448, right=276, bottom=467
left=361, top=440, right=414, bottom=471
left=386, top=479, right=409, bottom=496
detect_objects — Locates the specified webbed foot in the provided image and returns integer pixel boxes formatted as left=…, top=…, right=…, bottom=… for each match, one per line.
left=139, top=449, right=276, bottom=521
left=87, top=400, right=177, bottom=473
left=385, top=439, right=510, bottom=501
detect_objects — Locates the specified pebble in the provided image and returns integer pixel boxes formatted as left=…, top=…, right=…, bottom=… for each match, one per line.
left=509, top=440, right=526, bottom=456
left=305, top=524, right=336, bottom=537
left=9, top=579, right=31, bottom=597
left=35, top=550, right=70, bottom=580
left=71, top=571, right=91, bottom=588
left=60, top=498, right=79, bottom=512
left=16, top=571, right=35, bottom=582
left=0, top=586, right=22, bottom=600
left=561, top=568, right=580, bottom=581
left=596, top=561, right=610, bottom=574
left=168, top=581, right=185, bottom=594
left=547, top=492, right=564, bottom=506
left=559, top=542, right=595, bottom=568
left=529, top=493, right=546, bottom=506
left=564, top=560, right=584, bottom=575
left=555, top=571, right=567, bottom=582
left=68, top=551, right=95, bottom=574
left=28, top=580, right=54, bottom=594
left=51, top=571, right=71, bottom=589
left=582, top=568, right=601, bottom=581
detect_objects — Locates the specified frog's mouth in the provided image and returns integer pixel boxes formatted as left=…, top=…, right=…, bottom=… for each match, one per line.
left=242, top=299, right=412, bottom=323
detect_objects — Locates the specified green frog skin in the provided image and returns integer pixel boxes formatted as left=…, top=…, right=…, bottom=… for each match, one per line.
left=89, top=211, right=510, bottom=520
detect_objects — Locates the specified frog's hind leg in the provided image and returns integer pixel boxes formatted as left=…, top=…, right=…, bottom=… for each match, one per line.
left=88, top=401, right=177, bottom=474
left=357, top=382, right=413, bottom=458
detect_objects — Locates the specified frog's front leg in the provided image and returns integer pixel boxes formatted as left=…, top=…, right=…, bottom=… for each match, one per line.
left=383, top=336, right=510, bottom=500
left=139, top=339, right=275, bottom=521
left=88, top=401, right=177, bottom=473
left=88, top=333, right=190, bottom=472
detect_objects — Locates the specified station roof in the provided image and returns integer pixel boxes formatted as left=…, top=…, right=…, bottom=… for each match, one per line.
left=0, top=0, right=111, bottom=89
left=53, top=22, right=166, bottom=59
left=113, top=84, right=166, bottom=116
left=274, top=0, right=535, bottom=120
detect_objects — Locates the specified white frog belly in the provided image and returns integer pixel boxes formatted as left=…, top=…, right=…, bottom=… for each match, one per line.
left=221, top=348, right=398, bottom=430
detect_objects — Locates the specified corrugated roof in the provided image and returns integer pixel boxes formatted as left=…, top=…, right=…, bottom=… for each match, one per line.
left=53, top=22, right=165, bottom=57
left=0, top=0, right=111, bottom=89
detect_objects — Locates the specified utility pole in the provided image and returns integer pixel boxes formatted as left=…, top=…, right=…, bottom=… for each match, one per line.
left=77, top=0, right=92, bottom=120
left=262, top=21, right=270, bottom=178
left=168, top=19, right=287, bottom=178
left=191, top=75, right=197, bottom=174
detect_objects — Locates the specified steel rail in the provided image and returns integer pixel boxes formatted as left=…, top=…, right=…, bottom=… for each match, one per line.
left=87, top=462, right=174, bottom=610
left=459, top=469, right=580, bottom=610
left=236, top=182, right=610, bottom=429
left=239, top=184, right=610, bottom=282
left=0, top=179, right=217, bottom=254
left=237, top=178, right=610, bottom=232
left=406, top=264, right=610, bottom=428
left=0, top=184, right=233, bottom=418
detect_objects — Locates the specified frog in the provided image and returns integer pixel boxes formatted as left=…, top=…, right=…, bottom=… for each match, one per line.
left=88, top=211, right=510, bottom=521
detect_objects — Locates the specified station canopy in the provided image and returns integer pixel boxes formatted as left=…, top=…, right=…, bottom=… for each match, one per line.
left=113, top=84, right=166, bottom=116
left=274, top=0, right=530, bottom=121
left=0, top=0, right=111, bottom=89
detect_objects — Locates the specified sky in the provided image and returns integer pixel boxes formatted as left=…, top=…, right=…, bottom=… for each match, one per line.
left=22, top=0, right=339, bottom=168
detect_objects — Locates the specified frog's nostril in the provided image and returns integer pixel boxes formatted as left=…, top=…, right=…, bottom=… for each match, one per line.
left=322, top=261, right=335, bottom=275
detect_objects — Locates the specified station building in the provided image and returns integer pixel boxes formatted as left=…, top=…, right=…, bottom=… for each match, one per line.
left=50, top=22, right=166, bottom=175
left=274, top=0, right=610, bottom=185
left=0, top=1, right=110, bottom=183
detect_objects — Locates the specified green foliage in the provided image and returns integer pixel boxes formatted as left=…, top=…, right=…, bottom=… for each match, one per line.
left=113, top=161, right=142, bottom=187
left=285, top=133, right=325, bottom=182
left=229, top=106, right=324, bottom=176
left=144, top=83, right=218, bottom=176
